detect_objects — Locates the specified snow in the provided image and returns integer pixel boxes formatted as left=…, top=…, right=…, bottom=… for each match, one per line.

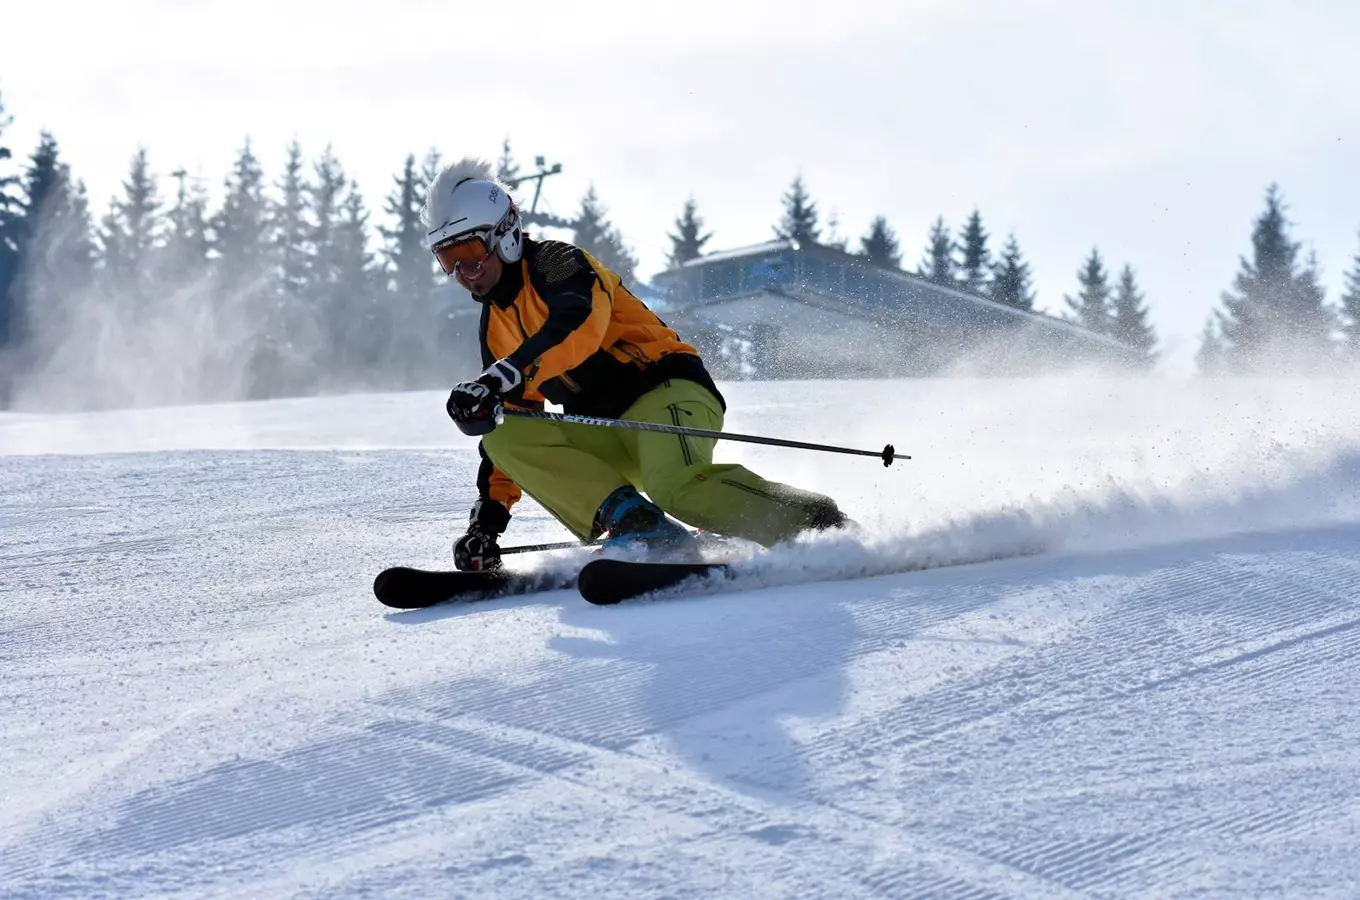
left=3, top=376, right=1360, bottom=899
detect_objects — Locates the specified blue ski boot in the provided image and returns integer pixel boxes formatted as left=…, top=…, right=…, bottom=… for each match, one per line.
left=596, top=486, right=698, bottom=560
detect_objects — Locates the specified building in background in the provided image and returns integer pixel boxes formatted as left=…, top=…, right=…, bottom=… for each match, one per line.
left=652, top=240, right=1135, bottom=378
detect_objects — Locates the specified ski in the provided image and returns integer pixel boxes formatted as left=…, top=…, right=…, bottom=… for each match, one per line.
left=373, top=566, right=575, bottom=610
left=576, top=558, right=734, bottom=606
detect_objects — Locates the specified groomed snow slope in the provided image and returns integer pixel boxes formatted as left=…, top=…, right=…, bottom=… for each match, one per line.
left=3, top=378, right=1360, bottom=899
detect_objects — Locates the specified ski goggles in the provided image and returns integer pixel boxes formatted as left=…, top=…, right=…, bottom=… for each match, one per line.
left=432, top=232, right=493, bottom=276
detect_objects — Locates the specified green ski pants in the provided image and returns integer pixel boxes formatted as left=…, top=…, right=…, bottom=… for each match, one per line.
left=481, top=379, right=841, bottom=546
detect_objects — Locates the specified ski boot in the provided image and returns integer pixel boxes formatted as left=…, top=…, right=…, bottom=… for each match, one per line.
left=595, top=486, right=698, bottom=560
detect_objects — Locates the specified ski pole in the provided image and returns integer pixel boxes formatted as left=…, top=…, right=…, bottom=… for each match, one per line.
left=500, top=525, right=717, bottom=557
left=502, top=407, right=904, bottom=467
left=500, top=538, right=591, bottom=556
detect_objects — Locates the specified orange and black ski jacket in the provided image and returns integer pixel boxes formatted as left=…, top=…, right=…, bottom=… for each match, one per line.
left=475, top=238, right=723, bottom=514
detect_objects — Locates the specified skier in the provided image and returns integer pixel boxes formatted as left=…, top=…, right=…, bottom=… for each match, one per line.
left=424, top=158, right=847, bottom=572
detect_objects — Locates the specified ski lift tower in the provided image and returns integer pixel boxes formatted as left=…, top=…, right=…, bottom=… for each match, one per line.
left=506, top=156, right=572, bottom=230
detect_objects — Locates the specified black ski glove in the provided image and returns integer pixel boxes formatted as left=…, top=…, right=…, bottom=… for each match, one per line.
left=446, top=359, right=523, bottom=436
left=453, top=499, right=512, bottom=571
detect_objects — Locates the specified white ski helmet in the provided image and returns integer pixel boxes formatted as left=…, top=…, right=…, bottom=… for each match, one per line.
left=421, top=157, right=523, bottom=271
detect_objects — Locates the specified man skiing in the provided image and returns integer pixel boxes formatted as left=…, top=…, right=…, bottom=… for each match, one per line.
left=424, top=158, right=846, bottom=572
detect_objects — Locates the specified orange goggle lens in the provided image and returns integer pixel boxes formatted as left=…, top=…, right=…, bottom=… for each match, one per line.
left=433, top=235, right=492, bottom=275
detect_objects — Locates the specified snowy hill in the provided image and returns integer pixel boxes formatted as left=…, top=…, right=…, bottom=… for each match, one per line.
left=4, top=378, right=1360, bottom=898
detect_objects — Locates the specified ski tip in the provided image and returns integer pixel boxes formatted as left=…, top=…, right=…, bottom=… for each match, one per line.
left=577, top=558, right=731, bottom=606
left=372, top=566, right=516, bottom=609
left=373, top=567, right=430, bottom=608
left=373, top=567, right=404, bottom=601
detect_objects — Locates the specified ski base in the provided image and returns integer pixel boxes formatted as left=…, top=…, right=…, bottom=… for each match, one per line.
left=373, top=566, right=571, bottom=609
left=576, top=558, right=733, bottom=606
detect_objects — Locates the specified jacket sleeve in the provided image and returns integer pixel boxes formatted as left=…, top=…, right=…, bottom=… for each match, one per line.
left=505, top=242, right=611, bottom=381
left=477, top=441, right=522, bottom=512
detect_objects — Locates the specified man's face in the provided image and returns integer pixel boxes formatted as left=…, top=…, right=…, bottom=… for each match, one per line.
left=433, top=233, right=506, bottom=297
left=456, top=253, right=504, bottom=297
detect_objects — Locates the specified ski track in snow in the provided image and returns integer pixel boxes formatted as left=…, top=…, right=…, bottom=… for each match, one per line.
left=3, top=379, right=1360, bottom=899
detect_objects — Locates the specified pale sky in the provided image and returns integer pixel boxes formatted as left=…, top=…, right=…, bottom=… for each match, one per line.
left=6, top=0, right=1360, bottom=372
